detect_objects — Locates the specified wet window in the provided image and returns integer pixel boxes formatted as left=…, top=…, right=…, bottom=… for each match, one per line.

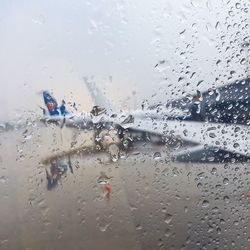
left=0, top=0, right=249, bottom=249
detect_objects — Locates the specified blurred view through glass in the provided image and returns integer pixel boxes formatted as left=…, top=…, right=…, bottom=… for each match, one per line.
left=0, top=0, right=249, bottom=249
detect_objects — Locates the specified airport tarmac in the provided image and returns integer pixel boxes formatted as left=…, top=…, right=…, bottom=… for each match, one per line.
left=0, top=124, right=249, bottom=250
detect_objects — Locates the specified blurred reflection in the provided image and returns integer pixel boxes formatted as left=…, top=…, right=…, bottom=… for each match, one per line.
left=97, top=171, right=112, bottom=201
left=45, top=160, right=68, bottom=190
left=45, top=155, right=73, bottom=190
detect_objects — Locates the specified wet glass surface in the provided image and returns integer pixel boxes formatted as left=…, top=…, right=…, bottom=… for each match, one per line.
left=0, top=0, right=249, bottom=249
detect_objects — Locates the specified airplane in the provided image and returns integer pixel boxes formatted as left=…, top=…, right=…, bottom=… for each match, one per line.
left=41, top=76, right=250, bottom=168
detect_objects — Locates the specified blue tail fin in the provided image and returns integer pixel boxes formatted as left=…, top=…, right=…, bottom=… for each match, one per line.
left=43, top=91, right=60, bottom=116
left=43, top=91, right=69, bottom=116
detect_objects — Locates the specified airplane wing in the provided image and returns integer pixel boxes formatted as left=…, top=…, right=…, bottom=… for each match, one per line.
left=153, top=77, right=250, bottom=125
left=83, top=77, right=118, bottom=114
left=122, top=118, right=250, bottom=161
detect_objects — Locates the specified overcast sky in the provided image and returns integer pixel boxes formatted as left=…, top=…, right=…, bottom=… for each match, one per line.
left=0, top=0, right=249, bottom=121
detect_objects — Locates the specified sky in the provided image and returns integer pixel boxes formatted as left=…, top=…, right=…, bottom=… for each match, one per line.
left=0, top=0, right=249, bottom=121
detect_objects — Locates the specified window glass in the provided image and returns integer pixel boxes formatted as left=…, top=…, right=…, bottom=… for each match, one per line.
left=0, top=0, right=249, bottom=249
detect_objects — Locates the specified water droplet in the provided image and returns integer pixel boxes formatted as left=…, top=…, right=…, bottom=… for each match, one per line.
left=172, top=167, right=179, bottom=176
left=223, top=196, right=230, bottom=203
left=208, top=156, right=215, bottom=162
left=234, top=127, right=240, bottom=132
left=179, top=29, right=186, bottom=35
left=201, top=200, right=210, bottom=208
left=223, top=178, right=229, bottom=185
left=197, top=172, right=205, bottom=179
left=235, top=3, right=241, bottom=9
left=108, top=144, right=119, bottom=162
left=209, top=133, right=216, bottom=138
left=211, top=167, right=217, bottom=175
left=99, top=222, right=110, bottom=232
left=165, top=228, right=171, bottom=237
left=216, top=60, right=221, bottom=67
left=153, top=152, right=161, bottom=160
left=240, top=58, right=246, bottom=65
left=164, top=213, right=173, bottom=224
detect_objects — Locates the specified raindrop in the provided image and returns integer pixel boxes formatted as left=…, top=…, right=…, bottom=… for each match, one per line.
left=208, top=89, right=214, bottom=95
left=201, top=200, right=210, bottom=208
left=99, top=222, right=110, bottom=232
left=223, top=196, right=230, bottom=203
left=197, top=182, right=203, bottom=189
left=197, top=80, right=204, bottom=86
left=230, top=70, right=236, bottom=76
left=183, top=129, right=188, bottom=136
left=164, top=213, right=173, bottom=224
left=108, top=144, right=119, bottom=162
left=223, top=178, right=229, bottom=185
left=172, top=167, right=179, bottom=176
left=216, top=60, right=221, bottom=67
left=165, top=228, right=171, bottom=237
left=197, top=172, right=205, bottom=179
left=234, top=127, right=240, bottom=132
left=209, top=133, right=216, bottom=138
left=208, top=156, right=215, bottom=162
left=121, top=115, right=134, bottom=124
left=180, top=29, right=186, bottom=35
left=240, top=58, right=246, bottom=65
left=211, top=167, right=217, bottom=175
left=153, top=152, right=161, bottom=160
left=235, top=3, right=241, bottom=9
left=184, top=206, right=188, bottom=213
left=215, top=21, right=220, bottom=30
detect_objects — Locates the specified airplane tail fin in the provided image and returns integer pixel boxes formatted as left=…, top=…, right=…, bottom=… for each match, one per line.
left=43, top=91, right=60, bottom=116
left=83, top=77, right=117, bottom=114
